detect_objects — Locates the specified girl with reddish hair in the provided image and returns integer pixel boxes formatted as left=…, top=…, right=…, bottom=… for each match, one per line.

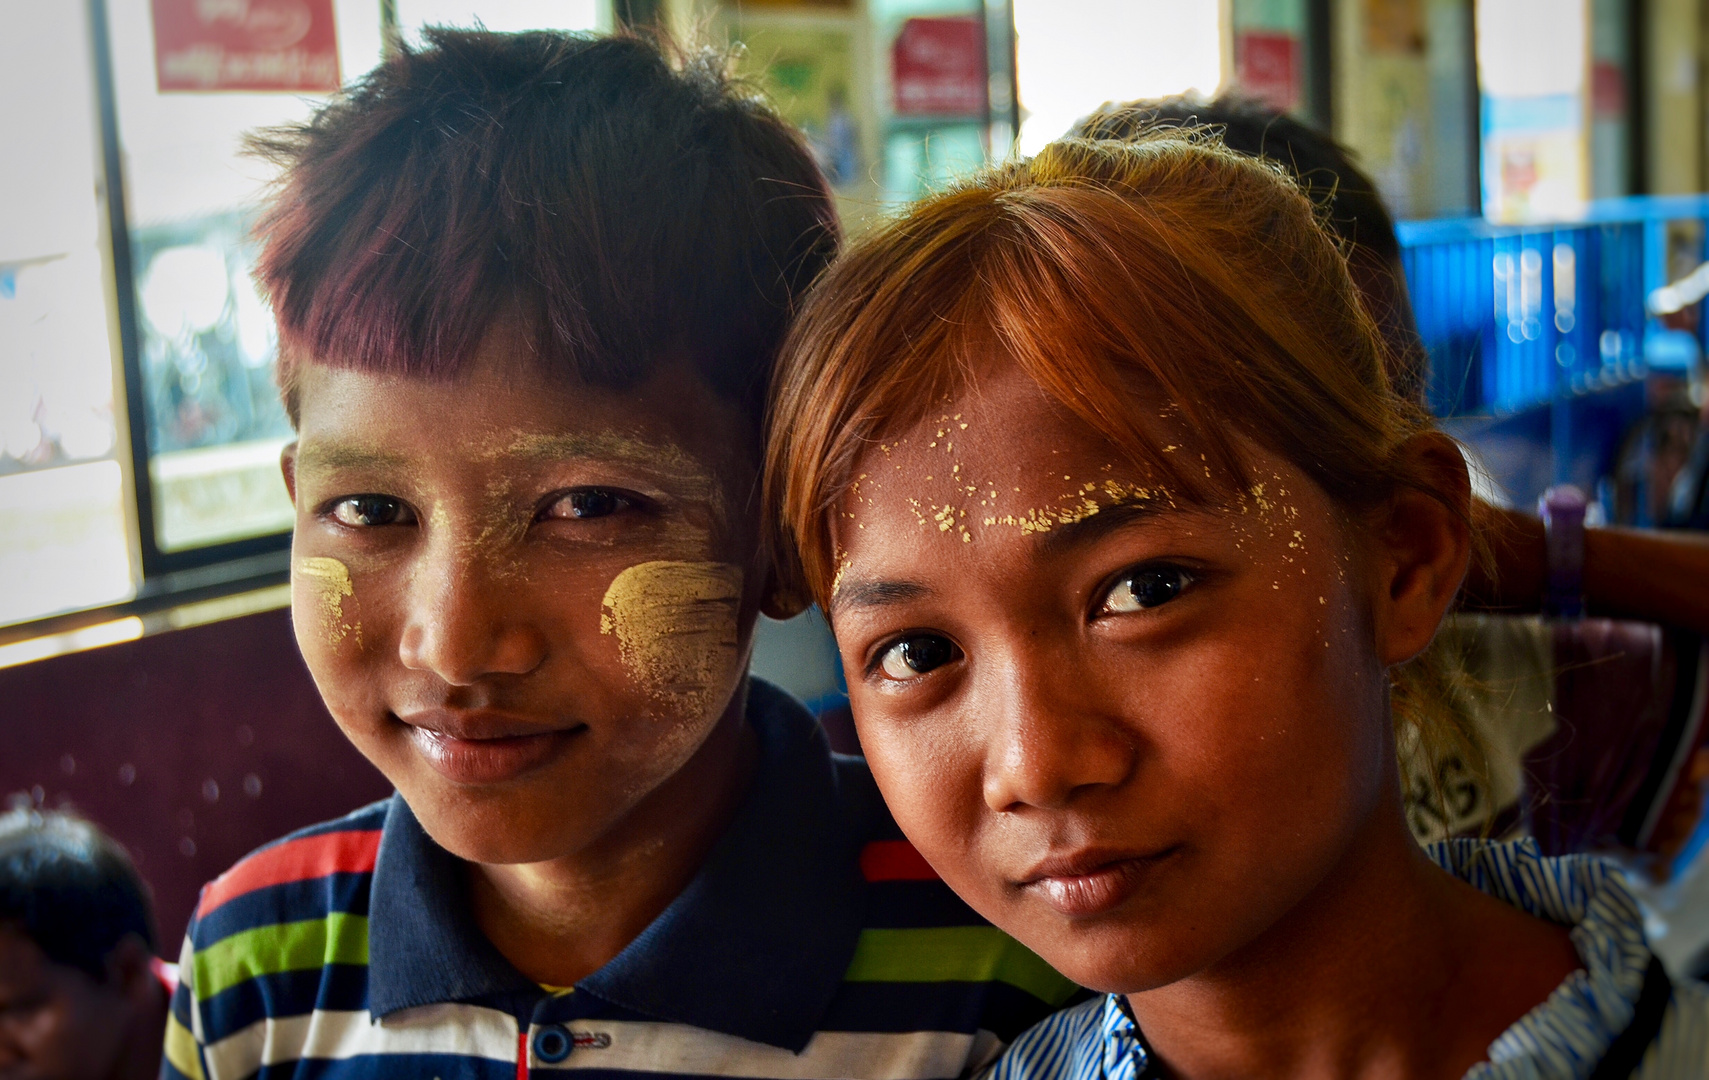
left=766, top=133, right=1708, bottom=1078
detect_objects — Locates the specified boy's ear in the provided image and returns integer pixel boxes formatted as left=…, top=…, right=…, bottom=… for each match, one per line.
left=280, top=442, right=299, bottom=505
left=760, top=564, right=813, bottom=621
left=1372, top=432, right=1472, bottom=668
left=103, top=934, right=158, bottom=1005
left=759, top=529, right=815, bottom=620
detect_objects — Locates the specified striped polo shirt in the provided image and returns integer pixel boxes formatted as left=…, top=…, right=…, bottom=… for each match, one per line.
left=163, top=680, right=1079, bottom=1080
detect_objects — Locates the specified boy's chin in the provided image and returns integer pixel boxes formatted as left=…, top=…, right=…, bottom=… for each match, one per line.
left=403, top=782, right=617, bottom=866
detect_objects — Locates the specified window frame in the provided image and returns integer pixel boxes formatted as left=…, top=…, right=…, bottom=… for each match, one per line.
left=90, top=0, right=296, bottom=586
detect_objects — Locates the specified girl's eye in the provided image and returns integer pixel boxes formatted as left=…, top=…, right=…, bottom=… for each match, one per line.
left=877, top=634, right=960, bottom=681
left=1101, top=565, right=1193, bottom=614
left=547, top=490, right=630, bottom=520
left=331, top=495, right=413, bottom=528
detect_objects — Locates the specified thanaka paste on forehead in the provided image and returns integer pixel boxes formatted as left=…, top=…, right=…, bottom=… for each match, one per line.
left=493, top=430, right=726, bottom=513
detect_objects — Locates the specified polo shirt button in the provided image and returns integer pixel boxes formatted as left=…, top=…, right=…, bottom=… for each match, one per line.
left=533, top=1024, right=572, bottom=1064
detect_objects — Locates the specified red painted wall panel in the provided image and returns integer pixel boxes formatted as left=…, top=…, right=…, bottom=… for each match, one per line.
left=0, top=607, right=390, bottom=950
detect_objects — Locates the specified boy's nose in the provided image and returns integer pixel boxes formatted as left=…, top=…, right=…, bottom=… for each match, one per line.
left=978, top=659, right=1136, bottom=814
left=397, top=547, right=546, bottom=685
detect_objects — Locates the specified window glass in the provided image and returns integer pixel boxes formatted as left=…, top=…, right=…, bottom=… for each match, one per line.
left=105, top=0, right=385, bottom=555
left=394, top=0, right=603, bottom=38
left=0, top=3, right=134, bottom=625
left=1012, top=0, right=1222, bottom=154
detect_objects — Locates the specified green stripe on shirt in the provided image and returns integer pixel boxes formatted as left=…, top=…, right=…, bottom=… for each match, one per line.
left=843, top=927, right=1078, bottom=1004
left=193, top=913, right=369, bottom=1000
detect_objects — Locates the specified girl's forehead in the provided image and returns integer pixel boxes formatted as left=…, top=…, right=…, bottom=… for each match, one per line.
left=833, top=368, right=1336, bottom=565
left=850, top=365, right=1177, bottom=495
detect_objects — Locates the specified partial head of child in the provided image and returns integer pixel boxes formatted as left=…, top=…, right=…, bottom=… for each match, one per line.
left=0, top=808, right=167, bottom=1080
left=258, top=29, right=834, bottom=980
left=767, top=134, right=1608, bottom=1075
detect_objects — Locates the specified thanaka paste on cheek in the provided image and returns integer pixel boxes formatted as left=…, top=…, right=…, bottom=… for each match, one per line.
left=297, top=556, right=362, bottom=647
left=599, top=561, right=744, bottom=717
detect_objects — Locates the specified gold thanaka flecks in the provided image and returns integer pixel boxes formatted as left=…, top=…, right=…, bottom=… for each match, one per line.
left=830, top=551, right=853, bottom=597
left=981, top=479, right=1161, bottom=534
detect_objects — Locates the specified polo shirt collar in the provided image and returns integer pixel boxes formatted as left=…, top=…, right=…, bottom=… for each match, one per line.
left=367, top=679, right=868, bottom=1052
left=366, top=797, right=536, bottom=1016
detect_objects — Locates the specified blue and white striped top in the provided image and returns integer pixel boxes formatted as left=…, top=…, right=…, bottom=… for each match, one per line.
left=984, top=840, right=1709, bottom=1079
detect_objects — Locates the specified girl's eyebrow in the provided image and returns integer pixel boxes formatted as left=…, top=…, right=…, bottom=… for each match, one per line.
left=829, top=579, right=932, bottom=616
left=1037, top=499, right=1170, bottom=555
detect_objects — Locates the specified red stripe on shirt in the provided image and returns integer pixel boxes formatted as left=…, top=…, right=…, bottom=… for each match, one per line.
left=196, top=830, right=382, bottom=918
left=860, top=840, right=939, bottom=881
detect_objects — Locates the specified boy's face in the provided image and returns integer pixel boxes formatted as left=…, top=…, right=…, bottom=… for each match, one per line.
left=0, top=929, right=132, bottom=1080
left=825, top=363, right=1418, bottom=995
left=283, top=322, right=768, bottom=866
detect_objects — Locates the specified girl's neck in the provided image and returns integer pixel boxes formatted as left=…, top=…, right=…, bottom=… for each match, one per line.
left=1127, top=802, right=1582, bottom=1080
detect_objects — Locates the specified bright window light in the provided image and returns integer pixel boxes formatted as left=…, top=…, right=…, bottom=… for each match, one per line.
left=396, top=0, right=602, bottom=40
left=1013, top=0, right=1224, bottom=156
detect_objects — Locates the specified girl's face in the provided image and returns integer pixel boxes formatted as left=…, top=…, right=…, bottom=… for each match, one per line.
left=827, top=362, right=1441, bottom=994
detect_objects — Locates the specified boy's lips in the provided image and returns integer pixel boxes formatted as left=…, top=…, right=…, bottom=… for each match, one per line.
left=1017, top=845, right=1183, bottom=918
left=397, top=709, right=587, bottom=785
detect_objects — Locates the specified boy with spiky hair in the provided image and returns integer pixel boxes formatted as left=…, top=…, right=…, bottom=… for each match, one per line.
left=162, top=29, right=1074, bottom=1080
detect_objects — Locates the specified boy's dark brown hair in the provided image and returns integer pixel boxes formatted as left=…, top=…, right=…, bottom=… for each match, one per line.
left=252, top=28, right=839, bottom=432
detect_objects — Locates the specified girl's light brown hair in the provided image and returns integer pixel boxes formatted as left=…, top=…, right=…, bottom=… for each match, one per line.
left=766, top=131, right=1481, bottom=801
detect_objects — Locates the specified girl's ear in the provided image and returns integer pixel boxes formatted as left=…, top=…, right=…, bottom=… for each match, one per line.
left=1371, top=432, right=1472, bottom=667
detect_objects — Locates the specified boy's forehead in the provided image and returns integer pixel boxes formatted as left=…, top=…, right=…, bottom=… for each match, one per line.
left=291, top=356, right=741, bottom=480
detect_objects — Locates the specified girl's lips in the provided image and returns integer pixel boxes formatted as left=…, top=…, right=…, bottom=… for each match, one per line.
left=1020, top=847, right=1182, bottom=918
left=405, top=723, right=584, bottom=785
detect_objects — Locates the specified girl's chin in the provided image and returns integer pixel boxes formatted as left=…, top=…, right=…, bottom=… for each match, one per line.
left=1025, top=921, right=1225, bottom=997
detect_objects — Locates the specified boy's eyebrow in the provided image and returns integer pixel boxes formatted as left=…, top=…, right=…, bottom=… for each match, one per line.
left=295, top=444, right=412, bottom=471
left=829, top=579, right=932, bottom=616
left=492, top=431, right=718, bottom=491
left=495, top=431, right=681, bottom=465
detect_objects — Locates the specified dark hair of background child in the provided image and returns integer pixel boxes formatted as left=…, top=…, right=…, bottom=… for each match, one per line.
left=0, top=808, right=159, bottom=978
left=1074, top=94, right=1400, bottom=267
left=1073, top=94, right=1425, bottom=405
left=251, top=28, right=840, bottom=436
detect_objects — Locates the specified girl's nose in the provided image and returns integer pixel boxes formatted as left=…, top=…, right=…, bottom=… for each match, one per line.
left=977, top=659, right=1137, bottom=813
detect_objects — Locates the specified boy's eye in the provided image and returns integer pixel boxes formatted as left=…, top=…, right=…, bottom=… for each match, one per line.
left=1100, top=565, right=1193, bottom=614
left=331, top=495, right=414, bottom=528
left=877, top=634, right=960, bottom=680
left=545, top=489, right=632, bottom=520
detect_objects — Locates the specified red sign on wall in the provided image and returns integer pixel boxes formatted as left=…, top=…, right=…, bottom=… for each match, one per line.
left=892, top=17, right=987, bottom=118
left=1234, top=31, right=1300, bottom=112
left=151, top=0, right=340, bottom=93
